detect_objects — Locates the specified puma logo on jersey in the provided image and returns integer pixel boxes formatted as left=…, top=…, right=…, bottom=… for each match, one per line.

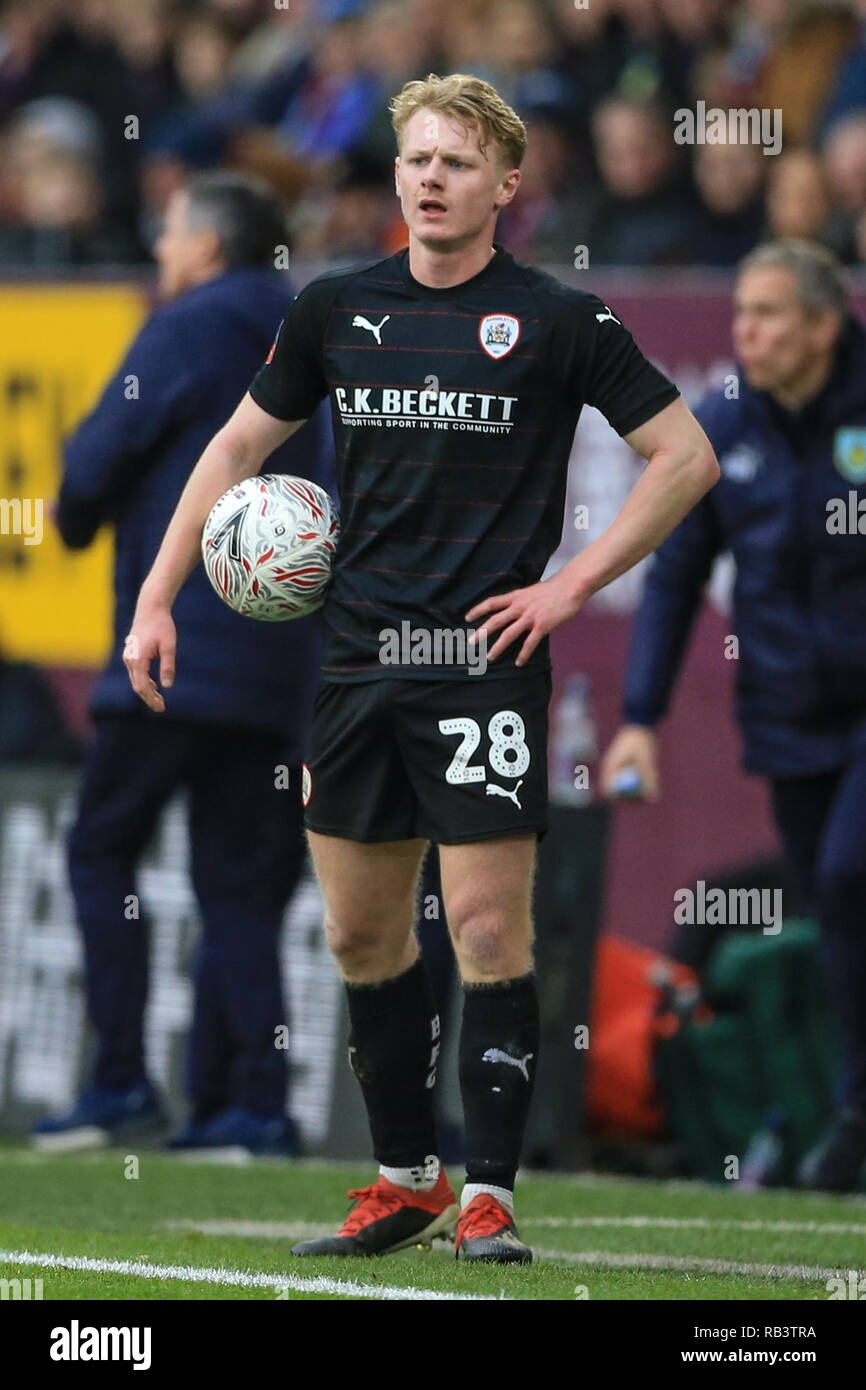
left=482, top=1047, right=534, bottom=1081
left=352, top=314, right=391, bottom=345
left=595, top=306, right=621, bottom=326
left=485, top=779, right=523, bottom=809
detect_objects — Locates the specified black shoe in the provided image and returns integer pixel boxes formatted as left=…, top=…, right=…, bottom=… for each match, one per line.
left=292, top=1171, right=458, bottom=1257
left=455, top=1194, right=532, bottom=1264
left=798, top=1109, right=866, bottom=1193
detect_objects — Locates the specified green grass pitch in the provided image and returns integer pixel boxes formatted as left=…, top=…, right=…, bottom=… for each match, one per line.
left=0, top=1144, right=863, bottom=1300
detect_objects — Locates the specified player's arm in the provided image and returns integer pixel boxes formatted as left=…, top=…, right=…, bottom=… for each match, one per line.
left=467, top=397, right=719, bottom=665
left=124, top=393, right=306, bottom=713
left=559, top=397, right=719, bottom=601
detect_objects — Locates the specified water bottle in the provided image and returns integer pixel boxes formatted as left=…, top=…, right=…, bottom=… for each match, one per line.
left=610, top=765, right=644, bottom=800
left=550, top=673, right=598, bottom=807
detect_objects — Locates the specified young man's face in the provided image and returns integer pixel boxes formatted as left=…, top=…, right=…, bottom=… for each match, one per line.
left=732, top=266, right=840, bottom=396
left=395, top=107, right=520, bottom=252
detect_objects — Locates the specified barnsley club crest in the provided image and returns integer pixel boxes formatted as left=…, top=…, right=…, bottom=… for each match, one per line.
left=479, top=314, right=520, bottom=359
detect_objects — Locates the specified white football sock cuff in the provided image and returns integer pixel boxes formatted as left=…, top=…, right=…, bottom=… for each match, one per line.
left=461, top=1182, right=514, bottom=1213
left=379, top=1155, right=440, bottom=1191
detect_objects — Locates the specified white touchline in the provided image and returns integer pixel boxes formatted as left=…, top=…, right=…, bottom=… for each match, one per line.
left=164, top=1219, right=336, bottom=1239
left=524, top=1215, right=866, bottom=1235
left=0, top=1250, right=502, bottom=1301
left=164, top=1213, right=866, bottom=1239
left=532, top=1248, right=847, bottom=1282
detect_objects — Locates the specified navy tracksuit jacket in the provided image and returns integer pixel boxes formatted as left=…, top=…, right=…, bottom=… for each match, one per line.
left=623, top=313, right=866, bottom=1108
left=60, top=267, right=333, bottom=748
left=57, top=267, right=334, bottom=1118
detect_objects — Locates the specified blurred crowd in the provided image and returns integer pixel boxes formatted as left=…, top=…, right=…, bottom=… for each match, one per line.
left=1, top=0, right=866, bottom=269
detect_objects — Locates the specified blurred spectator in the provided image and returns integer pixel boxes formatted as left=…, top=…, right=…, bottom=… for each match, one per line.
left=0, top=96, right=141, bottom=263
left=819, top=0, right=866, bottom=136
left=498, top=115, right=593, bottom=264
left=616, top=0, right=665, bottom=47
left=291, top=148, right=394, bottom=260
left=173, top=12, right=236, bottom=103
left=724, top=0, right=856, bottom=146
left=231, top=1, right=316, bottom=83
left=267, top=14, right=378, bottom=160
left=765, top=149, right=831, bottom=246
left=485, top=0, right=574, bottom=118
left=657, top=0, right=727, bottom=48
left=401, top=0, right=455, bottom=69
left=1, top=0, right=864, bottom=274
left=349, top=0, right=435, bottom=177
left=822, top=110, right=866, bottom=214
left=0, top=1, right=178, bottom=238
left=588, top=95, right=700, bottom=265
left=141, top=14, right=377, bottom=228
left=694, top=139, right=766, bottom=267
left=653, top=0, right=728, bottom=105
left=4, top=91, right=102, bottom=168
left=551, top=0, right=631, bottom=133
left=602, top=0, right=725, bottom=109
left=99, top=0, right=179, bottom=110
left=820, top=111, right=866, bottom=263
left=438, top=0, right=497, bottom=85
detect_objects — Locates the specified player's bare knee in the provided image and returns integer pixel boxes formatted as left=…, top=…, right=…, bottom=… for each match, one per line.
left=450, top=909, right=516, bottom=974
left=325, top=916, right=377, bottom=967
left=324, top=915, right=411, bottom=977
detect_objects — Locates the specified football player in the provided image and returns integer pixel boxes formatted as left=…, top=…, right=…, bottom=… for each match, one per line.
left=125, top=74, right=718, bottom=1263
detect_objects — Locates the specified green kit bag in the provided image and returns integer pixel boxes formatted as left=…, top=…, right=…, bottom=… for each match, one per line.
left=654, top=921, right=841, bottom=1185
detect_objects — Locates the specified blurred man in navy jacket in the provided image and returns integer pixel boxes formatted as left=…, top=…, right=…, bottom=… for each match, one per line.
left=602, top=240, right=866, bottom=1191
left=38, top=172, right=332, bottom=1155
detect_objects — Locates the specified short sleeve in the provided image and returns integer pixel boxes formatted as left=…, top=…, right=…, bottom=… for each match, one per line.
left=248, top=281, right=331, bottom=421
left=581, top=295, right=680, bottom=437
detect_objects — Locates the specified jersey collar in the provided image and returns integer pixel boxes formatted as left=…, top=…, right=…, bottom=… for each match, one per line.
left=397, top=243, right=511, bottom=300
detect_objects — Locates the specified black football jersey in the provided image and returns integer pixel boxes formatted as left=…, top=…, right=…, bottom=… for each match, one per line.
left=249, top=246, right=679, bottom=681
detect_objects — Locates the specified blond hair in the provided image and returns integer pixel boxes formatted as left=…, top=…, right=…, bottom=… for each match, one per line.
left=390, top=73, right=527, bottom=169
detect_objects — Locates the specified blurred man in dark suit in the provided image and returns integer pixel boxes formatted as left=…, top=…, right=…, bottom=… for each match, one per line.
left=603, top=241, right=866, bottom=1192
left=37, top=172, right=332, bottom=1155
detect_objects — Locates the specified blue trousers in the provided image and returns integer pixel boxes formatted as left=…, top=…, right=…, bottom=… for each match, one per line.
left=771, top=745, right=866, bottom=1111
left=67, top=712, right=305, bottom=1120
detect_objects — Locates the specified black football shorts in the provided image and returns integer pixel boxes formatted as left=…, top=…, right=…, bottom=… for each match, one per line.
left=302, top=671, right=552, bottom=844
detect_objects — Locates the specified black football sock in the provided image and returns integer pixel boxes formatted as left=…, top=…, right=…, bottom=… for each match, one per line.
left=345, top=957, right=440, bottom=1170
left=459, top=973, right=539, bottom=1194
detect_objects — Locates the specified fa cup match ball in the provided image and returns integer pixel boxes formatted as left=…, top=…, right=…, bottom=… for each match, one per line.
left=202, top=474, right=339, bottom=621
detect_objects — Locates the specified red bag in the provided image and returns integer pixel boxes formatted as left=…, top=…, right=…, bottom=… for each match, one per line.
left=585, top=934, right=701, bottom=1138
